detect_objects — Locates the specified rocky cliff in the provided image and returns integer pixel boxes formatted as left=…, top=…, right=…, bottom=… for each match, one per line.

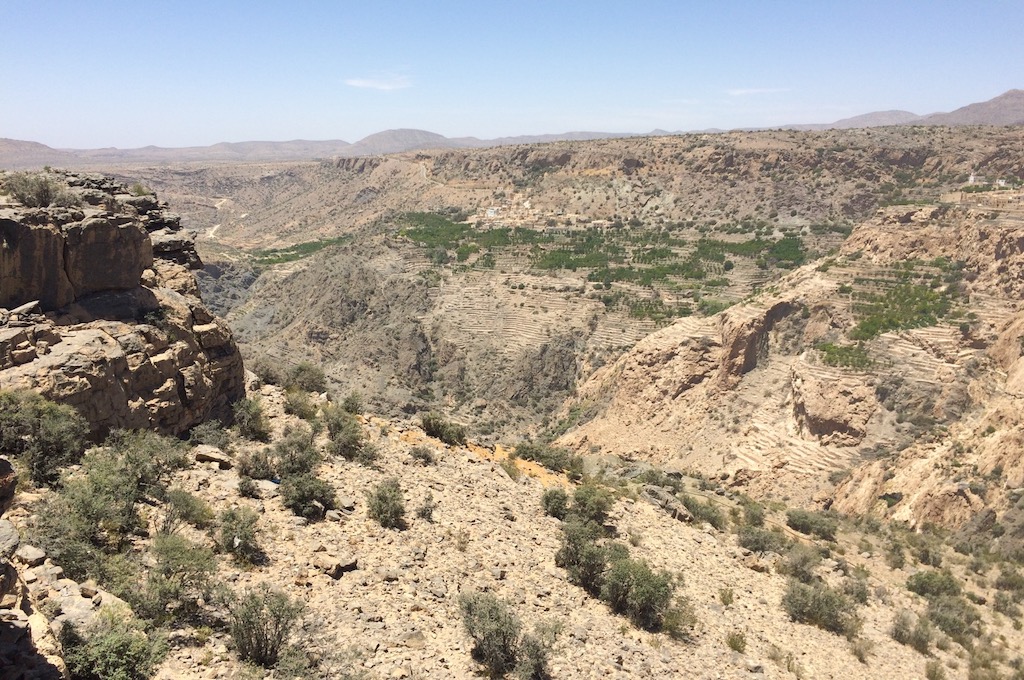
left=0, top=171, right=243, bottom=436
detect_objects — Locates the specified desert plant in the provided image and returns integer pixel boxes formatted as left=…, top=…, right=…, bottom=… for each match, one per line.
left=601, top=558, right=675, bottom=631
left=284, top=388, right=317, bottom=420
left=555, top=516, right=607, bottom=596
left=162, top=488, right=214, bottom=533
left=926, top=594, right=982, bottom=644
left=416, top=493, right=436, bottom=522
left=367, top=478, right=405, bottom=529
left=60, top=608, right=167, bottom=680
left=273, top=425, right=320, bottom=477
left=680, top=493, right=727, bottom=530
left=514, top=440, right=583, bottom=480
left=571, top=483, right=613, bottom=526
left=924, top=660, right=946, bottom=680
left=132, top=533, right=215, bottom=624
left=719, top=587, right=735, bottom=606
left=782, top=544, right=823, bottom=584
left=341, top=391, right=363, bottom=414
left=2, top=172, right=70, bottom=208
left=786, top=509, right=838, bottom=541
left=782, top=580, right=861, bottom=638
left=726, top=630, right=746, bottom=653
left=738, top=526, right=791, bottom=554
left=280, top=473, right=336, bottom=520
left=907, top=570, right=962, bottom=598
left=229, top=586, right=304, bottom=668
left=0, top=388, right=88, bottom=487
left=188, top=420, right=230, bottom=451
left=323, top=404, right=367, bottom=461
left=850, top=638, right=873, bottom=664
left=458, top=592, right=522, bottom=678
left=420, top=412, right=467, bottom=446
left=237, top=476, right=259, bottom=499
left=219, top=507, right=261, bottom=564
left=287, top=361, right=327, bottom=393
left=233, top=397, right=270, bottom=442
left=410, top=445, right=435, bottom=465
left=237, top=449, right=275, bottom=480
left=541, top=488, right=570, bottom=520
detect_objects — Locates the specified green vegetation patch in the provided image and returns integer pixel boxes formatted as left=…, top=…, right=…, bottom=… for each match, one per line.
left=850, top=283, right=957, bottom=340
left=251, top=236, right=349, bottom=266
left=817, top=342, right=874, bottom=369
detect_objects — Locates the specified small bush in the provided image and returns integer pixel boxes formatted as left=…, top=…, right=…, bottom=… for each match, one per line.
left=280, top=473, right=336, bottom=520
left=287, top=361, right=327, bottom=393
left=237, top=476, right=259, bottom=499
left=421, top=412, right=467, bottom=446
left=782, top=580, right=861, bottom=638
left=188, top=420, right=230, bottom=451
left=850, top=638, right=873, bottom=664
left=738, top=526, right=791, bottom=554
left=162, top=488, right=214, bottom=532
left=323, top=404, right=367, bottom=461
left=891, top=610, right=914, bottom=645
left=786, top=509, right=838, bottom=541
left=132, top=533, right=215, bottom=624
left=3, top=172, right=77, bottom=208
left=514, top=440, right=583, bottom=480
left=602, top=558, right=675, bottom=631
left=283, top=389, right=317, bottom=420
left=726, top=630, right=746, bottom=653
left=681, top=494, right=727, bottom=530
left=219, top=507, right=261, bottom=564
left=60, top=609, right=167, bottom=680
left=416, top=493, right=436, bottom=522
left=341, top=391, right=363, bottom=414
left=410, top=445, right=435, bottom=465
left=237, top=449, right=275, bottom=480
left=555, top=517, right=607, bottom=596
left=907, top=570, right=962, bottom=598
left=926, top=594, right=981, bottom=644
left=843, top=577, right=870, bottom=605
left=273, top=425, right=320, bottom=477
left=367, top=478, right=405, bottom=529
left=459, top=592, right=520, bottom=676
left=571, top=483, right=614, bottom=526
left=719, top=587, right=735, bottom=606
left=233, top=397, right=270, bottom=442
left=230, top=586, right=304, bottom=668
left=742, top=500, right=765, bottom=527
left=924, top=660, right=946, bottom=680
left=782, top=544, right=823, bottom=584
left=541, top=488, right=570, bottom=520
left=0, top=389, right=88, bottom=487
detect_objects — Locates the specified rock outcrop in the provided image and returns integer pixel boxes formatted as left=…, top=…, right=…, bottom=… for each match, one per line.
left=0, top=172, right=242, bottom=436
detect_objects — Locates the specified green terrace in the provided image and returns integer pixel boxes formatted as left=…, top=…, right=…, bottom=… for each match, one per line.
left=250, top=236, right=350, bottom=266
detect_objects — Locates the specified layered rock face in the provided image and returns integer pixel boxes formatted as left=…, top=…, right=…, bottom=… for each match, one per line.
left=0, top=172, right=243, bottom=436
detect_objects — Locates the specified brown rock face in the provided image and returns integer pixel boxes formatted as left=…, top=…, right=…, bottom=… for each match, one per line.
left=791, top=368, right=877, bottom=446
left=0, top=173, right=243, bottom=436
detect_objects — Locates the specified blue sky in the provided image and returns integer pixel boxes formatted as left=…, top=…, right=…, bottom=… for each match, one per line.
left=3, top=0, right=1022, bottom=148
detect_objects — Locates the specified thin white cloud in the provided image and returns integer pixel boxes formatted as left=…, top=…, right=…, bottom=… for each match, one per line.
left=727, top=87, right=791, bottom=97
left=345, top=75, right=412, bottom=91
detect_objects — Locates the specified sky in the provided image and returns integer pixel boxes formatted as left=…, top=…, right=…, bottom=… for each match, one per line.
left=2, top=0, right=1022, bottom=149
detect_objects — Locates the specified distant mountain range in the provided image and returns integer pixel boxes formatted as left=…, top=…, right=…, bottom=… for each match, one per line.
left=2, top=90, right=1022, bottom=169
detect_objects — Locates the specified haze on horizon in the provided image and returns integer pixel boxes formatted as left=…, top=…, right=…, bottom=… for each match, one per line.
left=3, top=0, right=1022, bottom=149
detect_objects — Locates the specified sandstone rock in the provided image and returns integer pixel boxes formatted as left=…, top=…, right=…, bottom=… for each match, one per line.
left=0, top=520, right=19, bottom=560
left=194, top=445, right=233, bottom=470
left=791, top=366, right=877, bottom=446
left=15, top=545, right=45, bottom=568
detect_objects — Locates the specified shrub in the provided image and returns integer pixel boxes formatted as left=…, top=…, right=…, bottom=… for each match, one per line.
left=741, top=500, right=765, bottom=527
left=410, top=445, right=435, bottom=465
left=287, top=361, right=327, bottom=393
left=420, top=412, right=467, bottom=446
left=230, top=586, right=304, bottom=668
left=850, top=638, right=873, bottom=664
left=726, top=631, right=746, bottom=653
left=280, top=473, right=336, bottom=520
left=367, top=478, right=405, bottom=529
left=60, top=609, right=167, bottom=680
left=273, top=425, right=320, bottom=477
left=416, top=493, right=436, bottom=522
left=719, top=587, right=735, bottom=606
left=602, top=558, right=675, bottom=631
left=782, top=580, right=861, bottom=638
left=891, top=610, right=914, bottom=646
left=926, top=595, right=981, bottom=644
left=786, top=509, right=837, bottom=541
left=541, top=488, right=570, bottom=520
left=283, top=389, right=317, bottom=420
left=162, top=488, right=214, bottom=532
left=132, top=533, right=215, bottom=624
left=738, top=526, right=791, bottom=554
left=458, top=592, right=522, bottom=678
left=341, top=391, right=363, bottom=414
left=323, top=404, right=366, bottom=461
left=555, top=517, right=607, bottom=596
left=188, top=420, right=230, bottom=451
left=3, top=172, right=76, bottom=208
left=0, top=389, right=88, bottom=487
left=233, top=397, right=270, bottom=442
left=782, top=544, right=823, bottom=584
left=681, top=494, right=727, bottom=530
left=219, top=507, right=261, bottom=564
left=237, top=449, right=275, bottom=480
left=907, top=570, right=962, bottom=598
left=514, top=440, right=583, bottom=480
left=925, top=660, right=946, bottom=680
left=571, top=483, right=613, bottom=526
left=237, top=476, right=259, bottom=499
